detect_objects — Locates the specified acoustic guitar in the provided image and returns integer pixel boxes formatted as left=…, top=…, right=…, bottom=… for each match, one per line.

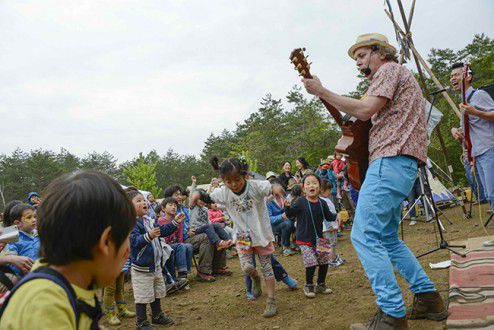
left=290, top=48, right=371, bottom=191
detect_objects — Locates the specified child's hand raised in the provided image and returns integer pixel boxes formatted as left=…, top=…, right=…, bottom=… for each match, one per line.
left=191, top=176, right=197, bottom=183
left=175, top=213, right=185, bottom=223
left=148, top=227, right=161, bottom=239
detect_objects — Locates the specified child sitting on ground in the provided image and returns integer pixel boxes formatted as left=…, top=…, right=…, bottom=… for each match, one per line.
left=128, top=187, right=185, bottom=329
left=208, top=203, right=235, bottom=239
left=0, top=171, right=136, bottom=329
left=1, top=203, right=40, bottom=277
left=285, top=174, right=336, bottom=298
left=208, top=156, right=278, bottom=318
left=0, top=201, right=36, bottom=294
left=157, top=197, right=192, bottom=291
left=189, top=189, right=232, bottom=250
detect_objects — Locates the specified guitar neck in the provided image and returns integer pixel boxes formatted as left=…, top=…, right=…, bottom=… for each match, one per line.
left=302, top=70, right=344, bottom=126
left=319, top=98, right=344, bottom=126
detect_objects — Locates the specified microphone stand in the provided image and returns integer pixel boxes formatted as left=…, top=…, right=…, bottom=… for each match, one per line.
left=415, top=93, right=466, bottom=258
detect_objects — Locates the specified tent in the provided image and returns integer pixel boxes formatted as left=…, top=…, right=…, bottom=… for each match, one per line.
left=425, top=169, right=456, bottom=204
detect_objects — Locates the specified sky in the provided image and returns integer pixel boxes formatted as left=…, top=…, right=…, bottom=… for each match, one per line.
left=1, top=0, right=493, bottom=162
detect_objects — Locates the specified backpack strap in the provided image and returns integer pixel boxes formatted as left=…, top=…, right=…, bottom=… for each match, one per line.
left=0, top=266, right=102, bottom=329
left=466, top=89, right=476, bottom=103
left=0, top=266, right=17, bottom=291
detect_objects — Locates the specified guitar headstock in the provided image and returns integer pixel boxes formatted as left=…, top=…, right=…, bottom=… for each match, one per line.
left=463, top=63, right=471, bottom=80
left=289, top=48, right=312, bottom=79
left=461, top=63, right=470, bottom=100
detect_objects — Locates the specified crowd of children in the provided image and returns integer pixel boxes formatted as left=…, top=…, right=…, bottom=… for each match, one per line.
left=0, top=154, right=355, bottom=329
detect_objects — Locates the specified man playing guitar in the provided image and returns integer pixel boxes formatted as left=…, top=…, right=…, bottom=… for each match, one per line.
left=302, top=33, right=447, bottom=329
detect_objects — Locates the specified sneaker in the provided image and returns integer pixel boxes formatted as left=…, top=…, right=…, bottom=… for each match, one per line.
left=303, top=284, right=316, bottom=298
left=217, top=239, right=233, bottom=250
left=409, top=220, right=417, bottom=226
left=196, top=271, right=215, bottom=283
left=116, top=302, right=136, bottom=319
left=282, top=275, right=298, bottom=290
left=104, top=306, right=121, bottom=326
left=151, top=312, right=174, bottom=327
left=251, top=275, right=262, bottom=298
left=262, top=297, right=277, bottom=318
left=165, top=282, right=179, bottom=295
left=175, top=277, right=189, bottom=290
left=136, top=320, right=154, bottom=330
left=283, top=248, right=296, bottom=256
left=246, top=290, right=256, bottom=301
left=315, top=283, right=333, bottom=294
left=350, top=309, right=408, bottom=330
left=182, top=284, right=191, bottom=291
left=213, top=267, right=233, bottom=276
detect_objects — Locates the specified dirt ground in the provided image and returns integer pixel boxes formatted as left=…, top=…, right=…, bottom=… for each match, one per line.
left=115, top=204, right=493, bottom=329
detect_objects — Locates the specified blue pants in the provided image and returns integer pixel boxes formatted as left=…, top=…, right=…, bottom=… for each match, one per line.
left=170, top=242, right=193, bottom=274
left=465, top=160, right=487, bottom=203
left=195, top=223, right=230, bottom=246
left=476, top=147, right=494, bottom=212
left=351, top=156, right=436, bottom=318
left=271, top=220, right=295, bottom=248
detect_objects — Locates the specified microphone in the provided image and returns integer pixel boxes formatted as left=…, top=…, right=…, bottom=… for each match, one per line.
left=361, top=67, right=371, bottom=76
left=430, top=86, right=450, bottom=95
left=360, top=45, right=378, bottom=76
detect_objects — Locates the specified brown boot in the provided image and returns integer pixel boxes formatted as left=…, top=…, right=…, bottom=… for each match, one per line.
left=409, top=291, right=448, bottom=320
left=350, top=309, right=409, bottom=330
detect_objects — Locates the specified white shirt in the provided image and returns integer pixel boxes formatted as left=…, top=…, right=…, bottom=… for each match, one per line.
left=211, top=180, right=274, bottom=247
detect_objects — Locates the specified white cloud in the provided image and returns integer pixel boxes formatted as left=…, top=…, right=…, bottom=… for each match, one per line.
left=0, top=0, right=492, bottom=161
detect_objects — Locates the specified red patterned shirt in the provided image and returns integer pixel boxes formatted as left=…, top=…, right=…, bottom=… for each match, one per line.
left=366, top=62, right=427, bottom=163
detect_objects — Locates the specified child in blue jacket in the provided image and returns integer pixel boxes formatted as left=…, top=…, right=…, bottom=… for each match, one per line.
left=1, top=203, right=39, bottom=277
left=127, top=187, right=185, bottom=329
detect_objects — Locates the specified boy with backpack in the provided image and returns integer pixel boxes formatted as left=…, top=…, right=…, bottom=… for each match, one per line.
left=0, top=170, right=136, bottom=329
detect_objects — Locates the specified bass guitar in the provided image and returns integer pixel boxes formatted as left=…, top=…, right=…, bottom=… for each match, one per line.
left=462, top=63, right=473, bottom=163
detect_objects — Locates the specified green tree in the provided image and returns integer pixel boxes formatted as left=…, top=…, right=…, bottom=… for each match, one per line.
left=122, top=154, right=162, bottom=197
left=80, top=151, right=119, bottom=179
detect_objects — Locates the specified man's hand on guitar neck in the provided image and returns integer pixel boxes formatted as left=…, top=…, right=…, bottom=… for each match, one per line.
left=301, top=76, right=387, bottom=121
left=451, top=127, right=464, bottom=141
left=302, top=75, right=325, bottom=97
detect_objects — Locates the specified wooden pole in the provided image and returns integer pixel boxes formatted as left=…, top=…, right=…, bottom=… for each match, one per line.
left=385, top=9, right=461, bottom=118
left=390, top=1, right=467, bottom=215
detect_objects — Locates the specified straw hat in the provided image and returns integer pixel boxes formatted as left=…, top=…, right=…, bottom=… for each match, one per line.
left=348, top=33, right=396, bottom=59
